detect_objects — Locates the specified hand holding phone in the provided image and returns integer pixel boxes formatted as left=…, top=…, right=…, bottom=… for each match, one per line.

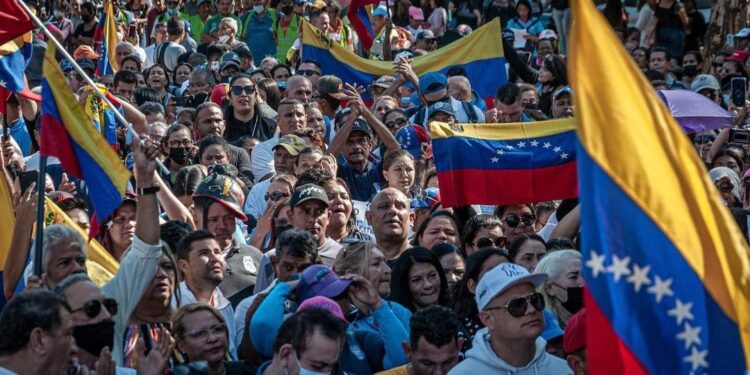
left=731, top=77, right=747, bottom=108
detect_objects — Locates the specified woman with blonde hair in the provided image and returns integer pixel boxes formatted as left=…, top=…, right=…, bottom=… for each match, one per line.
left=534, top=249, right=583, bottom=328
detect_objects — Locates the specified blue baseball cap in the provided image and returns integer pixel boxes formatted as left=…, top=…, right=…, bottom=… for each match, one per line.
left=428, top=101, right=454, bottom=118
left=372, top=5, right=388, bottom=17
left=60, top=59, right=73, bottom=73
left=419, top=72, right=447, bottom=95
left=297, top=265, right=352, bottom=302
left=553, top=86, right=572, bottom=101
left=542, top=309, right=564, bottom=341
left=410, top=187, right=441, bottom=209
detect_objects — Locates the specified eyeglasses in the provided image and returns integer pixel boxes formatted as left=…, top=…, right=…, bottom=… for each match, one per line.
left=265, top=191, right=290, bottom=201
left=169, top=139, right=193, bottom=147
left=298, top=69, right=320, bottom=77
left=183, top=322, right=228, bottom=340
left=71, top=298, right=118, bottom=318
left=485, top=292, right=544, bottom=318
left=473, top=236, right=507, bottom=249
left=385, top=117, right=407, bottom=129
left=717, top=180, right=734, bottom=193
left=231, top=85, right=256, bottom=95
left=503, top=213, right=536, bottom=228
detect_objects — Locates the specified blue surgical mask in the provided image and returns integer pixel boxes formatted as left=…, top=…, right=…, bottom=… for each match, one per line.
left=724, top=94, right=731, bottom=107
left=166, top=7, right=178, bottom=14
left=253, top=5, right=264, bottom=12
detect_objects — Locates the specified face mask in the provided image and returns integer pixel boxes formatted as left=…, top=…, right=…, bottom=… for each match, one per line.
left=683, top=65, right=698, bottom=77
left=556, top=285, right=583, bottom=314
left=723, top=94, right=731, bottom=107
left=253, top=5, right=264, bottom=12
left=525, top=103, right=538, bottom=110
left=218, top=35, right=230, bottom=43
left=73, top=320, right=115, bottom=357
left=169, top=146, right=192, bottom=164
left=54, top=10, right=64, bottom=18
left=166, top=7, right=178, bottom=14
left=281, top=5, right=293, bottom=14
left=291, top=351, right=330, bottom=375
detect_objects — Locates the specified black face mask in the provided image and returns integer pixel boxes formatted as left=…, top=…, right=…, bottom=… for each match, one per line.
left=169, top=146, right=192, bottom=164
left=559, top=286, right=583, bottom=314
left=525, top=103, right=538, bottom=110
left=73, top=320, right=115, bottom=357
left=683, top=65, right=699, bottom=77
left=281, top=5, right=293, bottom=14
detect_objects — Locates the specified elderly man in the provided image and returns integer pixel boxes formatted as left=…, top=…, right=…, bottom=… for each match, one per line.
left=285, top=75, right=313, bottom=103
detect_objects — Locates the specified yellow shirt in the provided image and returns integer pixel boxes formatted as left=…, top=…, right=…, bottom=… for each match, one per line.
left=375, top=364, right=410, bottom=375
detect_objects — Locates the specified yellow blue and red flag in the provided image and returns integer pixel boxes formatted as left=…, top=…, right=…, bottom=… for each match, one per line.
left=0, top=0, right=33, bottom=46
left=0, top=167, right=16, bottom=308
left=40, top=42, right=130, bottom=228
left=93, top=0, right=120, bottom=75
left=347, top=0, right=378, bottom=51
left=570, top=1, right=750, bottom=374
left=429, top=118, right=577, bottom=207
left=302, top=18, right=506, bottom=105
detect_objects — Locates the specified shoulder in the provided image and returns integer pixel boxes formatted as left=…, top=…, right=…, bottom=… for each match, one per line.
left=256, top=102, right=278, bottom=119
left=238, top=243, right=264, bottom=259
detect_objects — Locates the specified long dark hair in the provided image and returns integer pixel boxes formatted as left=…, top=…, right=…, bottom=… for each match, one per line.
left=453, top=248, right=509, bottom=319
left=411, top=210, right=459, bottom=247
left=507, top=233, right=546, bottom=262
left=389, top=247, right=449, bottom=312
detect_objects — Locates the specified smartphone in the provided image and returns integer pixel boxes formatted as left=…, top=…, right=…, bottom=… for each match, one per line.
left=731, top=77, right=747, bottom=107
left=729, top=128, right=750, bottom=144
left=18, top=170, right=39, bottom=193
left=128, top=23, right=137, bottom=39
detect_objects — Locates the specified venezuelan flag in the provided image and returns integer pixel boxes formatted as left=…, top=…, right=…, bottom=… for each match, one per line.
left=94, top=0, right=120, bottom=75
left=0, top=0, right=33, bottom=46
left=301, top=18, right=506, bottom=104
left=0, top=168, right=16, bottom=308
left=347, top=0, right=378, bottom=51
left=40, top=43, right=130, bottom=227
left=429, top=118, right=577, bottom=207
left=570, top=1, right=750, bottom=374
left=45, top=197, right=118, bottom=286
left=0, top=31, right=32, bottom=94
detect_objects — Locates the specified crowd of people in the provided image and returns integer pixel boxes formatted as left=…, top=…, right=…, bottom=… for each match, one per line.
left=0, top=0, right=742, bottom=374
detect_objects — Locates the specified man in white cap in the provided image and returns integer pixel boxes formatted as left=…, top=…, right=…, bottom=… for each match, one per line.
left=448, top=263, right=571, bottom=374
left=690, top=74, right=721, bottom=106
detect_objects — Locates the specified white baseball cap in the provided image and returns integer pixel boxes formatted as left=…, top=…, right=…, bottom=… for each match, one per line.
left=475, top=263, right=548, bottom=311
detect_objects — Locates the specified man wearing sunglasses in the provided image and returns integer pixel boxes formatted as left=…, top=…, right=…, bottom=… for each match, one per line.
left=449, top=263, right=571, bottom=375
left=297, top=60, right=322, bottom=89
left=224, top=73, right=278, bottom=144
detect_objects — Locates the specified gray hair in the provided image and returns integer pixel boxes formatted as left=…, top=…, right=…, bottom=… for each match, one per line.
left=41, top=225, right=87, bottom=274
left=53, top=273, right=93, bottom=298
left=534, top=250, right=581, bottom=321
left=220, top=17, right=238, bottom=34
left=116, top=41, right=135, bottom=54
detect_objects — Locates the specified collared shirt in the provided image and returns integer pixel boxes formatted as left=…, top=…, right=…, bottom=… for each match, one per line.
left=176, top=281, right=237, bottom=358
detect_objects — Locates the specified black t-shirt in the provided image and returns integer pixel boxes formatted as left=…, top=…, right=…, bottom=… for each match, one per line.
left=73, top=22, right=97, bottom=40
left=223, top=103, right=278, bottom=144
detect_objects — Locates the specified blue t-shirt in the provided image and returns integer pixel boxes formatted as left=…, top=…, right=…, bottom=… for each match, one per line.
left=9, top=119, right=32, bottom=156
left=338, top=160, right=382, bottom=202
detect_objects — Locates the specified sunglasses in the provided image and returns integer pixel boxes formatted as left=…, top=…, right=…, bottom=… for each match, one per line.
left=503, top=213, right=536, bottom=228
left=485, top=292, right=545, bottom=317
left=71, top=298, right=118, bottom=319
left=717, top=180, right=734, bottom=193
left=385, top=117, right=407, bottom=129
left=694, top=134, right=716, bottom=144
left=474, top=236, right=507, bottom=249
left=265, top=191, right=290, bottom=202
left=298, top=69, right=320, bottom=77
left=231, top=85, right=256, bottom=95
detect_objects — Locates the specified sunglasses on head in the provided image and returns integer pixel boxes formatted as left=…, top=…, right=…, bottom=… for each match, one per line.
left=717, top=180, right=734, bottom=193
left=474, top=236, right=507, bottom=249
left=298, top=69, right=320, bottom=77
left=231, top=85, right=256, bottom=95
left=503, top=213, right=536, bottom=228
left=71, top=298, right=118, bottom=319
left=265, top=191, right=290, bottom=202
left=485, top=292, right=545, bottom=318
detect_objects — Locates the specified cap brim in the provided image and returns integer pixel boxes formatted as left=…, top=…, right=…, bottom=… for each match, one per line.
left=326, top=92, right=347, bottom=100
left=294, top=196, right=330, bottom=208
left=193, top=195, right=249, bottom=221
left=542, top=328, right=564, bottom=341
left=482, top=273, right=548, bottom=310
left=318, top=279, right=352, bottom=299
left=273, top=143, right=301, bottom=156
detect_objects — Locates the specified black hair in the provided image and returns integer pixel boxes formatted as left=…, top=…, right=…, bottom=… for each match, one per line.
left=459, top=214, right=503, bottom=257
left=542, top=55, right=568, bottom=87
left=300, top=59, right=322, bottom=70
left=383, top=108, right=407, bottom=121
left=120, top=55, right=143, bottom=72
left=164, top=123, right=193, bottom=144
left=389, top=247, right=450, bottom=312
left=175, top=229, right=216, bottom=260
left=188, top=52, right=208, bottom=67
left=160, top=220, right=193, bottom=254
left=0, top=291, right=69, bottom=356
left=648, top=46, right=672, bottom=62
left=409, top=305, right=461, bottom=349
left=446, top=66, right=467, bottom=77
left=139, top=101, right=166, bottom=116
left=114, top=69, right=138, bottom=88
left=229, top=72, right=254, bottom=88
left=257, top=78, right=282, bottom=110
left=452, top=248, right=509, bottom=319
left=412, top=210, right=460, bottom=247
left=197, top=135, right=229, bottom=162
left=515, top=0, right=531, bottom=11
left=507, top=233, right=546, bottom=261
left=431, top=242, right=461, bottom=260
left=294, top=168, right=333, bottom=189
left=206, top=43, right=230, bottom=60
left=546, top=237, right=576, bottom=251
left=233, top=45, right=254, bottom=63
left=272, top=307, right=347, bottom=354
left=270, top=63, right=293, bottom=78
left=712, top=146, right=745, bottom=172
left=276, top=228, right=319, bottom=260
left=133, top=87, right=162, bottom=106
left=495, top=83, right=522, bottom=105
left=683, top=50, right=703, bottom=65
left=145, top=64, right=171, bottom=85
left=166, top=15, right=185, bottom=35
left=172, top=62, right=193, bottom=83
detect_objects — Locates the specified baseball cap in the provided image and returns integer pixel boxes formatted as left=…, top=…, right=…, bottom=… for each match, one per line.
left=197, top=0, right=211, bottom=6
left=290, top=183, right=329, bottom=208
left=193, top=173, right=248, bottom=221
left=372, top=5, right=388, bottom=17
left=564, top=308, right=586, bottom=354
left=553, top=86, right=572, bottom=100
left=73, top=45, right=100, bottom=61
left=272, top=134, right=306, bottom=156
left=297, top=296, right=348, bottom=322
left=297, top=265, right=352, bottom=301
left=428, top=101, right=454, bottom=118
left=220, top=51, right=241, bottom=71
left=60, top=59, right=74, bottom=73
left=416, top=30, right=436, bottom=41
left=408, top=6, right=424, bottom=20
left=350, top=118, right=372, bottom=137
left=317, top=75, right=347, bottom=100
left=396, top=124, right=430, bottom=159
left=736, top=28, right=750, bottom=38
left=370, top=75, right=395, bottom=90
left=542, top=309, right=564, bottom=342
left=456, top=24, right=473, bottom=36
left=690, top=74, right=720, bottom=93
left=419, top=72, right=448, bottom=95
left=475, top=263, right=547, bottom=311
left=410, top=187, right=440, bottom=209
left=727, top=50, right=750, bottom=64
left=75, top=58, right=96, bottom=73
left=539, top=29, right=558, bottom=40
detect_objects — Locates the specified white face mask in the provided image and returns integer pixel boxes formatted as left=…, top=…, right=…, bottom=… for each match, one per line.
left=253, top=4, right=264, bottom=12
left=218, top=35, right=230, bottom=43
left=284, top=351, right=331, bottom=375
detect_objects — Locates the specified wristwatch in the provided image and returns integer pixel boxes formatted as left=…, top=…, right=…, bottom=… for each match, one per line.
left=136, top=186, right=160, bottom=195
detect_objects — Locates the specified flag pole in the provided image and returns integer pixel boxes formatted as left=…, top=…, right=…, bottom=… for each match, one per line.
left=33, top=156, right=47, bottom=276
left=16, top=0, right=169, bottom=176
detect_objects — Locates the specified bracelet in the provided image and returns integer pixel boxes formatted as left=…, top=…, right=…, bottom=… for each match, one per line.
left=136, top=186, right=160, bottom=195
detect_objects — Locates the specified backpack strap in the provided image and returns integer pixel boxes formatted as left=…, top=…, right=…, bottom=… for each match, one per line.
left=462, top=101, right=479, bottom=123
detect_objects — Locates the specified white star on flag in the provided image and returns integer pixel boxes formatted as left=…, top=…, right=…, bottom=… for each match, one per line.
left=496, top=149, right=505, bottom=155
left=607, top=254, right=631, bottom=282
left=517, top=141, right=526, bottom=148
left=647, top=275, right=674, bottom=303
left=585, top=250, right=606, bottom=277
left=490, top=157, right=499, bottom=163
left=530, top=140, right=539, bottom=147
left=626, top=263, right=651, bottom=292
left=506, top=145, right=515, bottom=150
left=668, top=299, right=695, bottom=325
left=560, top=152, right=569, bottom=160
left=543, top=142, right=551, bottom=148
left=0, top=80, right=6, bottom=87
left=683, top=346, right=708, bottom=371
left=553, top=146, right=562, bottom=152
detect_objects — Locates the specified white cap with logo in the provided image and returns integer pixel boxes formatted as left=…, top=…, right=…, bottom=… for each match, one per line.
left=475, top=263, right=548, bottom=311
